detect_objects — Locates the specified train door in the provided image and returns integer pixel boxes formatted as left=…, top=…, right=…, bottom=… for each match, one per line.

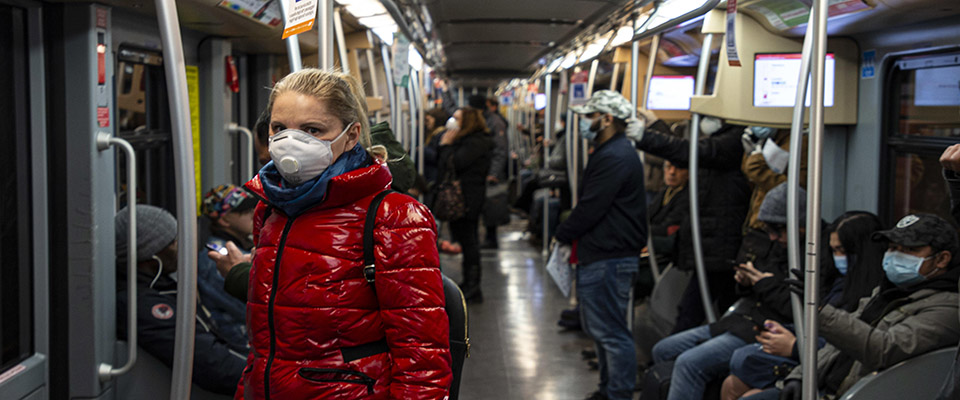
left=0, top=1, right=49, bottom=399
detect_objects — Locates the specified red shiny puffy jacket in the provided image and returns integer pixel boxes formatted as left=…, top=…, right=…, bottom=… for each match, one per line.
left=238, top=160, right=452, bottom=399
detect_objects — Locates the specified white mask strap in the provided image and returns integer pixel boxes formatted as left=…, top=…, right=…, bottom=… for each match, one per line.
left=150, top=255, right=164, bottom=289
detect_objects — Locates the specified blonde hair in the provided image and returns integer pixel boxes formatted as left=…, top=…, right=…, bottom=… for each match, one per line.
left=267, top=68, right=371, bottom=147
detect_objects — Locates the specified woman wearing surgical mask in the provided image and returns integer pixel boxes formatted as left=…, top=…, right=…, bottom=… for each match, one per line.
left=438, top=107, right=494, bottom=303
left=238, top=69, right=452, bottom=399
left=826, top=211, right=886, bottom=311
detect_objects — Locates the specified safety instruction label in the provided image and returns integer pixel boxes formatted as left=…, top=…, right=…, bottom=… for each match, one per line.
left=393, top=35, right=410, bottom=87
left=185, top=65, right=202, bottom=212
left=281, top=0, right=318, bottom=39
left=726, top=0, right=741, bottom=67
left=97, top=107, right=109, bottom=127
left=861, top=50, right=876, bottom=79
left=569, top=71, right=589, bottom=106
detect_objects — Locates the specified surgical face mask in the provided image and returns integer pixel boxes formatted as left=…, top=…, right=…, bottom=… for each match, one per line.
left=555, top=121, right=564, bottom=133
left=833, top=255, right=848, bottom=275
left=268, top=122, right=353, bottom=186
left=749, top=126, right=777, bottom=140
left=579, top=116, right=598, bottom=141
left=700, top=117, right=722, bottom=136
left=882, top=250, right=934, bottom=287
left=445, top=117, right=459, bottom=131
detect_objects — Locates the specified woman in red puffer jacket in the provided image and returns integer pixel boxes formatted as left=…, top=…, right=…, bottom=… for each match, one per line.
left=236, top=68, right=451, bottom=399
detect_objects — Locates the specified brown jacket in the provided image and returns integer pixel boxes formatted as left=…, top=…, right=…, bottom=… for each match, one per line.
left=741, top=131, right=808, bottom=232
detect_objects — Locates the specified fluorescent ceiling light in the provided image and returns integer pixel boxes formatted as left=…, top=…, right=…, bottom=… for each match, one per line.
left=547, top=56, right=564, bottom=73
left=371, top=25, right=396, bottom=43
left=408, top=45, right=423, bottom=71
left=358, top=14, right=395, bottom=28
left=608, top=23, right=635, bottom=48
left=636, top=0, right=711, bottom=35
left=559, top=48, right=581, bottom=70
left=579, top=33, right=612, bottom=62
left=335, top=0, right=387, bottom=18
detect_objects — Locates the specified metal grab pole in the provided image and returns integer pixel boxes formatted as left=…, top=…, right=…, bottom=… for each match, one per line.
left=642, top=34, right=661, bottom=110
left=584, top=60, right=599, bottom=165
left=802, top=0, right=829, bottom=397
left=276, top=0, right=302, bottom=72
left=366, top=39, right=382, bottom=121
left=688, top=33, right=718, bottom=324
left=786, top=5, right=817, bottom=364
left=96, top=134, right=137, bottom=382
left=333, top=8, right=349, bottom=73
left=228, top=123, right=255, bottom=181
left=543, top=74, right=553, bottom=255
left=319, top=0, right=334, bottom=70
left=634, top=37, right=663, bottom=283
left=417, top=68, right=425, bottom=177
left=380, top=44, right=397, bottom=133
left=155, top=1, right=199, bottom=399
left=407, top=69, right=418, bottom=153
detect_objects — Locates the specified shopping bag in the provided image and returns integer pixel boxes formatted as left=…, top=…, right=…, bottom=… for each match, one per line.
left=546, top=244, right=574, bottom=298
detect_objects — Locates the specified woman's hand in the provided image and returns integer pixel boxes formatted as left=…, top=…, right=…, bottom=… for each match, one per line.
left=440, top=128, right=459, bottom=145
left=734, top=261, right=774, bottom=287
left=756, top=320, right=795, bottom=357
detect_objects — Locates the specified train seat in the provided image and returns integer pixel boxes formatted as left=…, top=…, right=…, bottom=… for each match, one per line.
left=840, top=346, right=957, bottom=400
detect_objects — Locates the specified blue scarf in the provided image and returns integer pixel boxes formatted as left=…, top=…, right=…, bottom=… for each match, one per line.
left=259, top=144, right=371, bottom=217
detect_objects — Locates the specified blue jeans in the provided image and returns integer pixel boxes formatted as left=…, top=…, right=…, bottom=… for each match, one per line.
left=577, top=256, right=638, bottom=400
left=652, top=325, right=747, bottom=400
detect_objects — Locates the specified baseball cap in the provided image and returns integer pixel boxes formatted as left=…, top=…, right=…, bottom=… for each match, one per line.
left=569, top=90, right=634, bottom=120
left=201, top=184, right=258, bottom=219
left=872, top=213, right=960, bottom=254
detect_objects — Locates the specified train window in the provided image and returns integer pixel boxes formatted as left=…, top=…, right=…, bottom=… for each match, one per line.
left=0, top=5, right=35, bottom=372
left=883, top=51, right=960, bottom=224
left=115, top=46, right=177, bottom=210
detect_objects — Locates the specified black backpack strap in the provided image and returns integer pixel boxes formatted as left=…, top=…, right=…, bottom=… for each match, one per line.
left=363, top=190, right=396, bottom=283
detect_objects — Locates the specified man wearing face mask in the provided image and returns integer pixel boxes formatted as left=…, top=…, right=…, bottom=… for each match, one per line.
left=554, top=90, right=647, bottom=400
left=778, top=213, right=960, bottom=400
left=115, top=205, right=247, bottom=395
left=629, top=110, right=752, bottom=332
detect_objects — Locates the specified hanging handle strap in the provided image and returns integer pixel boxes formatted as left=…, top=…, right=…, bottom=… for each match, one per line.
left=363, top=190, right=396, bottom=283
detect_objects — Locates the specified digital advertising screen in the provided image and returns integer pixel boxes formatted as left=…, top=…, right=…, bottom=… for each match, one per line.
left=646, top=75, right=695, bottom=110
left=754, top=53, right=836, bottom=108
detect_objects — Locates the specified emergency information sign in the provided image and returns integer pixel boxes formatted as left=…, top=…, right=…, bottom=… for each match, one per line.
left=282, top=0, right=318, bottom=39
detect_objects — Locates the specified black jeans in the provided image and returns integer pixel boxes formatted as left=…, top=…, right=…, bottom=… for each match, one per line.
left=450, top=216, right=481, bottom=272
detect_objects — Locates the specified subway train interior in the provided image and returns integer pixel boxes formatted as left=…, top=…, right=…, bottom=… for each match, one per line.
left=2, top=0, right=960, bottom=399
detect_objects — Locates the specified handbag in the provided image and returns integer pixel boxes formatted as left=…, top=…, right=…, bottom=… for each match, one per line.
left=433, top=154, right=466, bottom=221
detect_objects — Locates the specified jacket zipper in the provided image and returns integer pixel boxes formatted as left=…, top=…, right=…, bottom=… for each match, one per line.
left=264, top=215, right=296, bottom=400
left=298, top=368, right=376, bottom=395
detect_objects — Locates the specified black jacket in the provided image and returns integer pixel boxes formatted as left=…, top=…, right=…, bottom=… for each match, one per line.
left=648, top=184, right=689, bottom=261
left=438, top=129, right=494, bottom=220
left=636, top=121, right=751, bottom=272
left=556, top=133, right=647, bottom=265
left=118, top=270, right=247, bottom=395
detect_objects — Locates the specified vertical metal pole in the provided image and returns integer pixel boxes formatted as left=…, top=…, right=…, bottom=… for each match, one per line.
left=787, top=4, right=817, bottom=365
left=610, top=63, right=620, bottom=92
left=643, top=34, right=661, bottom=109
left=458, top=86, right=465, bottom=107
left=688, top=33, right=718, bottom=324
left=568, top=110, right=577, bottom=207
left=333, top=8, right=349, bottom=73
left=634, top=38, right=663, bottom=283
left=583, top=60, right=599, bottom=166
left=407, top=68, right=418, bottom=153
left=277, top=0, right=302, bottom=72
left=366, top=37, right=382, bottom=121
left=418, top=68, right=426, bottom=177
left=155, top=1, right=198, bottom=398
left=380, top=44, right=397, bottom=132
left=543, top=74, right=553, bottom=255
left=319, top=0, right=334, bottom=70
left=802, top=0, right=828, bottom=397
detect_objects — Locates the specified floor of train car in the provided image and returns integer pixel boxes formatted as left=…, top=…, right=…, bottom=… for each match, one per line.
left=441, top=218, right=640, bottom=400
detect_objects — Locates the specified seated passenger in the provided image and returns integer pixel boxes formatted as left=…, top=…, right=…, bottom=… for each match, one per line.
left=199, top=184, right=258, bottom=353
left=720, top=211, right=886, bottom=400
left=115, top=205, right=247, bottom=395
left=631, top=110, right=751, bottom=331
left=937, top=143, right=960, bottom=400
left=774, top=213, right=960, bottom=400
left=647, top=160, right=689, bottom=266
left=650, top=183, right=836, bottom=400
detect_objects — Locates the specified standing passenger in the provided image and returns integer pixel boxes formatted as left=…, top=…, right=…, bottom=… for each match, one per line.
left=237, top=69, right=451, bottom=399
left=438, top=107, right=494, bottom=303
left=555, top=90, right=647, bottom=400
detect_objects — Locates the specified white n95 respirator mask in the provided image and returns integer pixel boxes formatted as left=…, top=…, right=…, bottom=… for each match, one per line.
left=268, top=122, right=353, bottom=186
